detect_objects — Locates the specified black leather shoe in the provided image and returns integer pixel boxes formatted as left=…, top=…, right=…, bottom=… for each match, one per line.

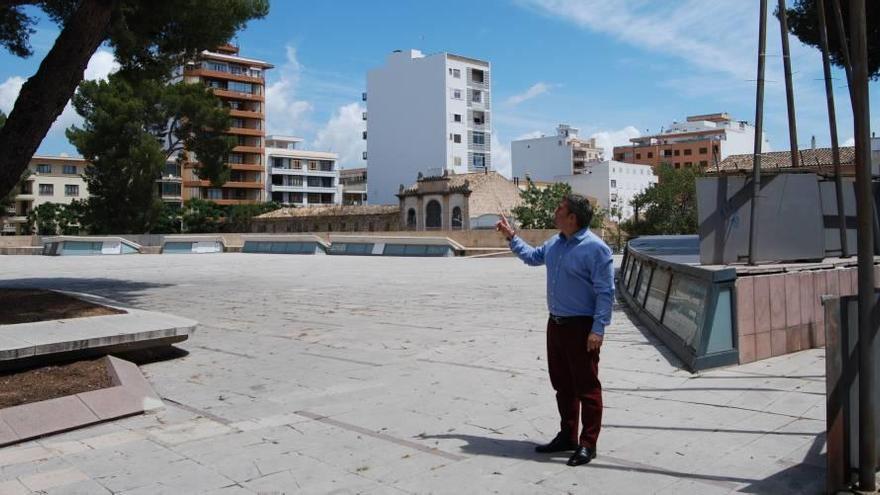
left=534, top=432, right=578, bottom=453
left=566, top=446, right=597, bottom=466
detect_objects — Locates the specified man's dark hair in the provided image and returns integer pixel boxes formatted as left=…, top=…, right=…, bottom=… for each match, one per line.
left=564, top=194, right=593, bottom=229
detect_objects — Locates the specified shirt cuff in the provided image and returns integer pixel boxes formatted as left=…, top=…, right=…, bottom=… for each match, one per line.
left=591, top=322, right=605, bottom=336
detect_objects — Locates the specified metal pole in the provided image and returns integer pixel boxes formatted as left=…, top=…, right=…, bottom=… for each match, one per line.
left=817, top=0, right=849, bottom=258
left=778, top=0, right=800, bottom=169
left=748, top=0, right=768, bottom=266
left=849, top=0, right=877, bottom=489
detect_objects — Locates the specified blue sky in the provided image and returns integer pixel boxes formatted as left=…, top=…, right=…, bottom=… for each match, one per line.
left=1, top=0, right=878, bottom=177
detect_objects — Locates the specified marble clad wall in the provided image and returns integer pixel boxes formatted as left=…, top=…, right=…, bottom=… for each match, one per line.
left=734, top=266, right=876, bottom=364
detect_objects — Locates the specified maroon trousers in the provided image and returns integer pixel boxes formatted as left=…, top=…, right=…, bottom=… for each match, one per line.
left=546, top=316, right=602, bottom=449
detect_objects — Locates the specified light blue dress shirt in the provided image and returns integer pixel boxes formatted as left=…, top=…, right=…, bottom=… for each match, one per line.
left=509, top=228, right=614, bottom=336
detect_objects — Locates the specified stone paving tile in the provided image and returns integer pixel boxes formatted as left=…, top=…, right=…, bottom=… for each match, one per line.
left=34, top=477, right=113, bottom=494
left=0, top=254, right=830, bottom=494
left=17, top=466, right=89, bottom=491
left=0, top=479, right=29, bottom=495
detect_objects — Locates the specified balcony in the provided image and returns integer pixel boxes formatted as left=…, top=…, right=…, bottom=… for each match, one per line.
left=362, top=151, right=368, bottom=160
left=271, top=168, right=336, bottom=177
left=212, top=199, right=260, bottom=206
left=226, top=126, right=264, bottom=137
left=362, top=92, right=367, bottom=101
left=211, top=88, right=264, bottom=102
left=232, top=145, right=263, bottom=154
left=185, top=180, right=264, bottom=189
left=229, top=109, right=264, bottom=119
left=184, top=68, right=263, bottom=84
left=362, top=112, right=367, bottom=121
left=229, top=163, right=265, bottom=172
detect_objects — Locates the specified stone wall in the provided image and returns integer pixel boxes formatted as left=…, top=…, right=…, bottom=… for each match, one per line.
left=734, top=265, right=880, bottom=364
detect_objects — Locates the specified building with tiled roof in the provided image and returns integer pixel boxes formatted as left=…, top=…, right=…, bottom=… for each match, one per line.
left=251, top=204, right=400, bottom=233
left=397, top=170, right=522, bottom=230
left=710, top=147, right=856, bottom=175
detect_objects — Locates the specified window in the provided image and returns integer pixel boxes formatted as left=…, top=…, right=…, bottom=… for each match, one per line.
left=453, top=134, right=462, bottom=144
left=674, top=163, right=681, bottom=169
left=64, top=185, right=79, bottom=197
left=453, top=113, right=462, bottom=123
left=292, top=159, right=302, bottom=169
left=453, top=156, right=462, bottom=166
left=684, top=149, right=692, bottom=156
left=406, top=208, right=416, bottom=228
left=610, top=180, right=617, bottom=188
left=63, top=165, right=77, bottom=175
left=674, top=149, right=680, bottom=156
left=647, top=152, right=653, bottom=159
left=472, top=132, right=485, bottom=145
left=663, top=150, right=673, bottom=157
left=635, top=153, right=641, bottom=159
left=450, top=68, right=460, bottom=78
left=700, top=160, right=708, bottom=167
left=426, top=200, right=442, bottom=229
left=684, top=162, right=692, bottom=167
left=39, top=184, right=53, bottom=196
left=451, top=207, right=463, bottom=229
left=699, top=147, right=708, bottom=154
left=452, top=89, right=462, bottom=100
left=473, top=111, right=485, bottom=125
left=228, top=81, right=254, bottom=94
left=471, top=69, right=485, bottom=83
left=36, top=164, right=51, bottom=174
left=472, top=153, right=486, bottom=169
left=471, top=90, right=482, bottom=103
left=206, top=61, right=228, bottom=72
left=207, top=188, right=222, bottom=199
left=309, top=161, right=317, bottom=170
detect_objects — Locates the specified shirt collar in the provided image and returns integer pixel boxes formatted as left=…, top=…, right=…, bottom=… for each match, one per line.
left=560, top=227, right=589, bottom=242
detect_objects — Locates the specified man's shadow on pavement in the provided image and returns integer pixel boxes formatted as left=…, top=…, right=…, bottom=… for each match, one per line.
left=419, top=433, right=567, bottom=464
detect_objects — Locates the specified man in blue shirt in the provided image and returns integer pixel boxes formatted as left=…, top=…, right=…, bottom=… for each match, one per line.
left=496, top=194, right=614, bottom=466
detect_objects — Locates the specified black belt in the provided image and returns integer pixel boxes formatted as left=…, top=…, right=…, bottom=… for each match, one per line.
left=548, top=314, right=593, bottom=325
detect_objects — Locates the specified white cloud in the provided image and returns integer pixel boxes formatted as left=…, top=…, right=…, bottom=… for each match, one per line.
left=843, top=137, right=855, bottom=147
left=1, top=50, right=118, bottom=153
left=265, top=45, right=313, bottom=136
left=0, top=76, right=25, bottom=114
left=590, top=126, right=641, bottom=158
left=521, top=0, right=758, bottom=79
left=312, top=102, right=365, bottom=169
left=491, top=133, right=512, bottom=178
left=83, top=50, right=118, bottom=81
left=506, top=82, right=551, bottom=106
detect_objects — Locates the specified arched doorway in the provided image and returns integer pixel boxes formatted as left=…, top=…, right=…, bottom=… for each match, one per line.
left=451, top=207, right=463, bottom=230
left=426, top=200, right=442, bottom=229
left=406, top=208, right=417, bottom=229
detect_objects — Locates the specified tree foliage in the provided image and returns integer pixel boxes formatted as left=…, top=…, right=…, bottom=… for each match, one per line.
left=26, top=200, right=86, bottom=235
left=66, top=74, right=234, bottom=234
left=0, top=0, right=268, bottom=199
left=512, top=181, right=572, bottom=229
left=780, top=0, right=880, bottom=79
left=179, top=198, right=280, bottom=233
left=621, top=164, right=700, bottom=236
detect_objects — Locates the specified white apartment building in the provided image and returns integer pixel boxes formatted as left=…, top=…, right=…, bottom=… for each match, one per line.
left=365, top=49, right=491, bottom=204
left=613, top=113, right=771, bottom=170
left=511, top=124, right=604, bottom=182
left=2, top=156, right=89, bottom=235
left=266, top=136, right=340, bottom=206
left=558, top=160, right=657, bottom=220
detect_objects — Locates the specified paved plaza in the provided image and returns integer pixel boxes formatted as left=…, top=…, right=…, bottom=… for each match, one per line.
left=0, top=254, right=826, bottom=494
